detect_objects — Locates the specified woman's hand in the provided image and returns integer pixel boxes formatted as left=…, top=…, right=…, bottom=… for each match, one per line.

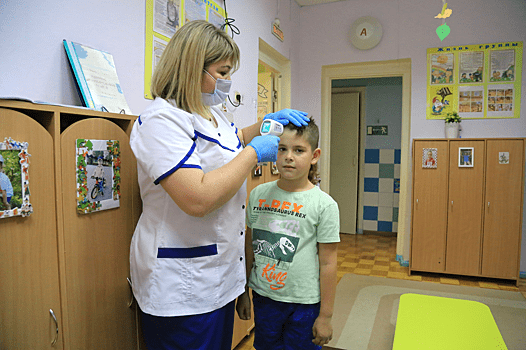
left=264, top=109, right=309, bottom=127
left=235, top=292, right=252, bottom=320
left=247, top=135, right=280, bottom=163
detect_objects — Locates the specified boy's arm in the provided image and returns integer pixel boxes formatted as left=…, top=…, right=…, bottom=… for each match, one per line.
left=312, top=242, right=338, bottom=346
left=236, top=226, right=253, bottom=320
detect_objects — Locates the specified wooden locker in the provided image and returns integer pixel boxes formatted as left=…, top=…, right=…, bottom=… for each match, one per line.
left=410, top=140, right=449, bottom=273
left=445, top=140, right=485, bottom=275
left=482, top=139, right=524, bottom=279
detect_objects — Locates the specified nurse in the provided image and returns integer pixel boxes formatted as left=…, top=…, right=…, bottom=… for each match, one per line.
left=129, top=20, right=309, bottom=350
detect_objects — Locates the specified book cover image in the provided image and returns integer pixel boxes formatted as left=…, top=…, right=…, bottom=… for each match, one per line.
left=64, top=40, right=132, bottom=114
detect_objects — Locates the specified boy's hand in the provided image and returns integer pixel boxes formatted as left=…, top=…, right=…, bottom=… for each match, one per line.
left=235, top=292, right=251, bottom=320
left=312, top=315, right=333, bottom=346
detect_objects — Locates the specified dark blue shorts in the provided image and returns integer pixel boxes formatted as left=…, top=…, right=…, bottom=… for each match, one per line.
left=140, top=299, right=235, bottom=350
left=252, top=291, right=322, bottom=350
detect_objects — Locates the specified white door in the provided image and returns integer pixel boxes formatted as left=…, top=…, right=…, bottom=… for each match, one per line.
left=330, top=92, right=360, bottom=234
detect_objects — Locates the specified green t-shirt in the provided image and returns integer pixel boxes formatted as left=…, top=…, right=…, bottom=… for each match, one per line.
left=246, top=181, right=340, bottom=304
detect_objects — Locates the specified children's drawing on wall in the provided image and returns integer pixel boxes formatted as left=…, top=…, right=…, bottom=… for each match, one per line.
left=422, top=148, right=438, bottom=168
left=76, top=139, right=121, bottom=214
left=487, top=85, right=514, bottom=117
left=430, top=53, right=454, bottom=85
left=458, top=86, right=484, bottom=118
left=459, top=51, right=484, bottom=83
left=490, top=50, right=515, bottom=82
left=458, top=147, right=474, bottom=167
left=0, top=138, right=32, bottom=219
left=430, top=86, right=455, bottom=117
left=499, top=152, right=510, bottom=164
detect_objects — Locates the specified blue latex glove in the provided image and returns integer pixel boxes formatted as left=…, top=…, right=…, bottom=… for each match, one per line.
left=264, top=109, right=309, bottom=127
left=247, top=135, right=280, bottom=163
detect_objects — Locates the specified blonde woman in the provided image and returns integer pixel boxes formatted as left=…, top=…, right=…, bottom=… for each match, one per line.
left=129, top=20, right=308, bottom=350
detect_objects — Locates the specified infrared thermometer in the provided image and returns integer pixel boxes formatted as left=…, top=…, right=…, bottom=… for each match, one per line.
left=257, top=119, right=283, bottom=165
left=260, top=119, right=284, bottom=137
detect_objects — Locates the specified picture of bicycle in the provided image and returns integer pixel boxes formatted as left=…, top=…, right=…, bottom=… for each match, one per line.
left=90, top=176, right=107, bottom=200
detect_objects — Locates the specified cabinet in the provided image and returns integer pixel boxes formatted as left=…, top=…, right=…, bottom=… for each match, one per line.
left=0, top=100, right=141, bottom=349
left=410, top=138, right=524, bottom=284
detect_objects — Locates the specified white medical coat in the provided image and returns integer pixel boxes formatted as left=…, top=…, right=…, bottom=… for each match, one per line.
left=129, top=97, right=247, bottom=317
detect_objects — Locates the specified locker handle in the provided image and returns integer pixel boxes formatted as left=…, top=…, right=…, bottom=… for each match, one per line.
left=50, top=309, right=58, bottom=346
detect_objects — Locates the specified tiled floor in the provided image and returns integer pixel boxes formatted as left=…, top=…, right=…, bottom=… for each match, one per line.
left=234, top=233, right=526, bottom=350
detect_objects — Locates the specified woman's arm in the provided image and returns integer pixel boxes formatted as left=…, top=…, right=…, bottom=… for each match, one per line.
left=312, top=242, right=338, bottom=346
left=159, top=146, right=258, bottom=217
left=238, top=119, right=263, bottom=146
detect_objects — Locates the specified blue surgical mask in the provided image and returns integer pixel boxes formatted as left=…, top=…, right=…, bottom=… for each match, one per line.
left=202, top=70, right=232, bottom=106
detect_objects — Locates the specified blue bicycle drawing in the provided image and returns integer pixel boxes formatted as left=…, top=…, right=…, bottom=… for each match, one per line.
left=90, top=176, right=107, bottom=200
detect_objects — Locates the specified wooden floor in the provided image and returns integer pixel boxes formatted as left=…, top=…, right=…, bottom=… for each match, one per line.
left=234, top=233, right=526, bottom=350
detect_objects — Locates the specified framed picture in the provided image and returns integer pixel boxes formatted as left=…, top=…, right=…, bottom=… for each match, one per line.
left=76, top=139, right=121, bottom=214
left=458, top=147, right=474, bottom=167
left=422, top=148, right=438, bottom=168
left=499, top=152, right=509, bottom=164
left=0, top=137, right=33, bottom=219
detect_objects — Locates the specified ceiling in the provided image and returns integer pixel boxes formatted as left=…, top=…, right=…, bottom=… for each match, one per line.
left=294, top=0, right=349, bottom=6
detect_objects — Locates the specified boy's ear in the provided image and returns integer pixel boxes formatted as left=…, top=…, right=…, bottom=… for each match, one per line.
left=311, top=148, right=321, bottom=164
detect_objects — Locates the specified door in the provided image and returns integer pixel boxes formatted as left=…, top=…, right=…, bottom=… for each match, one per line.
left=60, top=118, right=138, bottom=349
left=446, top=140, right=484, bottom=275
left=330, top=92, right=359, bottom=234
left=410, top=140, right=448, bottom=273
left=482, top=139, right=524, bottom=279
left=0, top=108, right=63, bottom=349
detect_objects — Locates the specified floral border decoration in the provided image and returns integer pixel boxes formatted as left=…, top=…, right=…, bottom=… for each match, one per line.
left=0, top=137, right=32, bottom=219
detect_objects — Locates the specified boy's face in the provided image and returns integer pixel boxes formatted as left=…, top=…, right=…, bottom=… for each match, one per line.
left=277, top=129, right=320, bottom=183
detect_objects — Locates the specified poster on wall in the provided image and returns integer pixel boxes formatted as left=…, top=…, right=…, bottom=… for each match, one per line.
left=144, top=0, right=226, bottom=100
left=0, top=138, right=32, bottom=219
left=422, top=148, right=438, bottom=168
left=76, top=139, right=121, bottom=214
left=426, top=41, right=522, bottom=120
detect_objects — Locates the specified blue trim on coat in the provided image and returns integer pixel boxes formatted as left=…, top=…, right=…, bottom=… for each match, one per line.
left=154, top=142, right=197, bottom=185
left=157, top=244, right=218, bottom=258
left=194, top=131, right=236, bottom=152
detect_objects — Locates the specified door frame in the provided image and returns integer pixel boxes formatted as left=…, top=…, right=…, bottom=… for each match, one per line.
left=320, top=58, right=411, bottom=260
left=259, top=38, right=291, bottom=111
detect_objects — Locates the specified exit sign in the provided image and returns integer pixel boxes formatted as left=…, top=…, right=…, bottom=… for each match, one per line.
left=367, top=125, right=388, bottom=135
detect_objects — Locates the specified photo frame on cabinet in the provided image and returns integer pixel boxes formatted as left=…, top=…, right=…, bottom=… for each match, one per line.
left=422, top=148, right=438, bottom=168
left=0, top=137, right=32, bottom=219
left=76, top=139, right=121, bottom=214
left=458, top=147, right=474, bottom=167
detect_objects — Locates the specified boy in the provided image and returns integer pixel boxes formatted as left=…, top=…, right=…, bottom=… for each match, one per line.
left=0, top=154, right=13, bottom=210
left=237, top=119, right=340, bottom=349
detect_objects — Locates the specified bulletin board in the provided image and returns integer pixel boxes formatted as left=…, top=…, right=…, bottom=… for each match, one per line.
left=426, top=41, right=522, bottom=120
left=144, top=0, right=226, bottom=100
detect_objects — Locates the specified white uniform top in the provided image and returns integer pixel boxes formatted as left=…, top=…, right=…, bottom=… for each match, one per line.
left=129, top=97, right=247, bottom=317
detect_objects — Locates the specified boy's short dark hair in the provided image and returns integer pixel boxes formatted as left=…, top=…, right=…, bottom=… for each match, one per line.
left=283, top=118, right=320, bottom=185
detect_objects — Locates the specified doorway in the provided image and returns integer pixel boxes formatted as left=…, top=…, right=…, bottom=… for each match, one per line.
left=320, top=58, right=411, bottom=261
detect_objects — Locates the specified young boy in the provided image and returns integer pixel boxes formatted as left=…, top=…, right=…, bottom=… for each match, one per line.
left=236, top=119, right=340, bottom=349
left=0, top=154, right=13, bottom=210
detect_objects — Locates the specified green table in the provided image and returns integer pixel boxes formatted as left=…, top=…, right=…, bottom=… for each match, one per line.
left=393, top=293, right=507, bottom=350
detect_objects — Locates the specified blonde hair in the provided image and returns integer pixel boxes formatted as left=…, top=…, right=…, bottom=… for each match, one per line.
left=150, top=20, right=240, bottom=117
left=284, top=119, right=321, bottom=185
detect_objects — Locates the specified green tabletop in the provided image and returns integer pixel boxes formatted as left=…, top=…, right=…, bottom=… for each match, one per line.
left=393, top=293, right=507, bottom=350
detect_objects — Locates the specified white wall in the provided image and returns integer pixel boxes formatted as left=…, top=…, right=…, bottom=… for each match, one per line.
left=0, top=0, right=301, bottom=128
left=295, top=0, right=526, bottom=272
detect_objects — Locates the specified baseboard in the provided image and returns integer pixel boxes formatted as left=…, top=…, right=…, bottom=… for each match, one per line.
left=363, top=230, right=397, bottom=237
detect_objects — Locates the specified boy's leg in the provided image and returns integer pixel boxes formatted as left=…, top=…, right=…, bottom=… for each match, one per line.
left=140, top=299, right=235, bottom=350
left=282, top=302, right=322, bottom=350
left=252, top=291, right=293, bottom=350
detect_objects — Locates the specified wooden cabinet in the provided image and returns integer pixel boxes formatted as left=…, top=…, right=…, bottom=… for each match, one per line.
left=410, top=138, right=524, bottom=284
left=0, top=100, right=141, bottom=349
